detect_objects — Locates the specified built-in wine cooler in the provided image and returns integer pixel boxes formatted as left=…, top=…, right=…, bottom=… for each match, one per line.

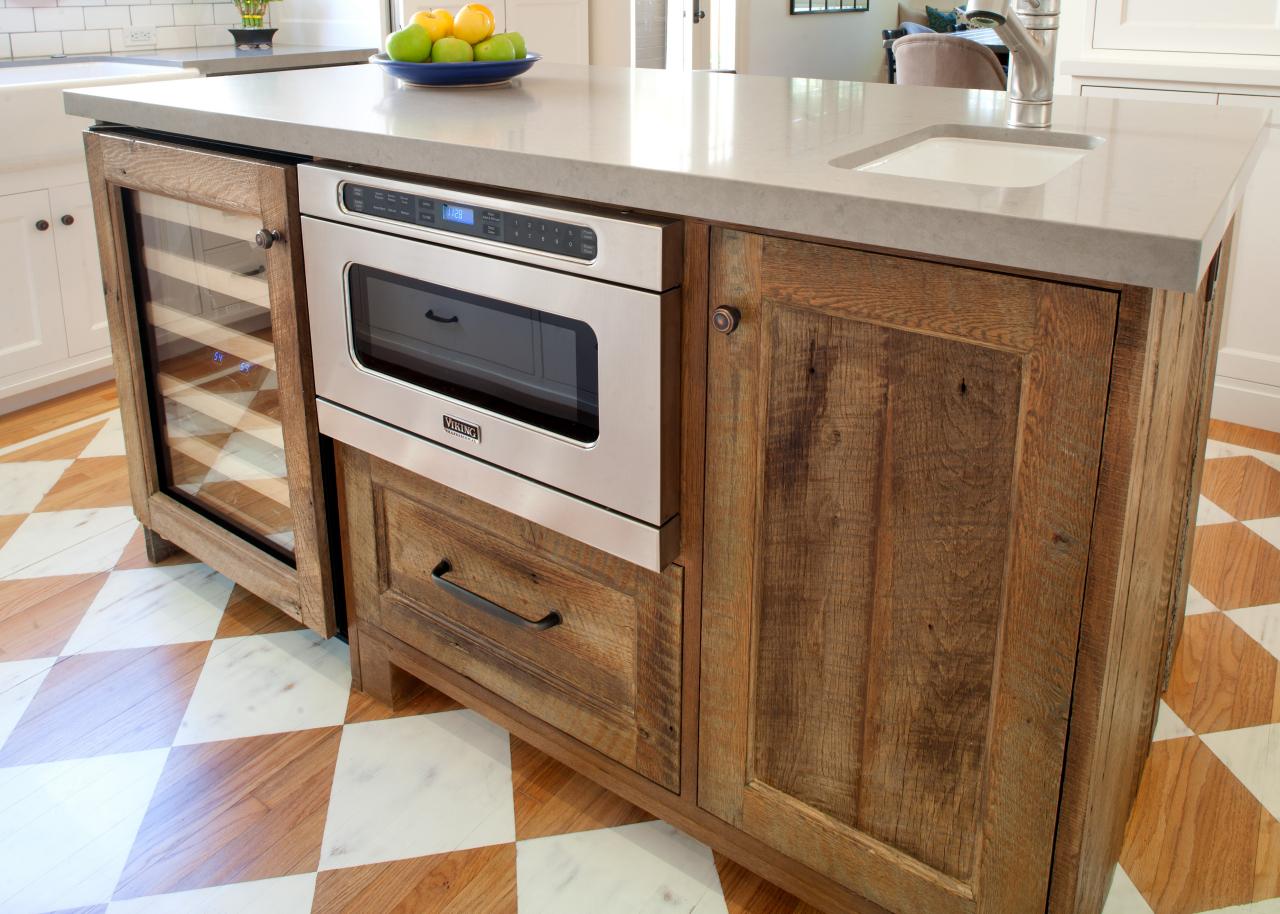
left=86, top=130, right=337, bottom=635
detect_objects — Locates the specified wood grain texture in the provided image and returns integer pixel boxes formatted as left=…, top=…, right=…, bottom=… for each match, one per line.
left=312, top=844, right=517, bottom=914
left=83, top=131, right=337, bottom=637
left=1190, top=523, right=1280, bottom=610
left=341, top=448, right=683, bottom=791
left=699, top=229, right=1116, bottom=914
left=1200, top=456, right=1280, bottom=521
left=0, top=573, right=104, bottom=662
left=1048, top=239, right=1230, bottom=914
left=114, top=726, right=341, bottom=899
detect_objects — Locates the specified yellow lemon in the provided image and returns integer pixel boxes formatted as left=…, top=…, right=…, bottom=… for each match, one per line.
left=410, top=8, right=452, bottom=42
left=431, top=7, right=454, bottom=32
left=453, top=3, right=493, bottom=43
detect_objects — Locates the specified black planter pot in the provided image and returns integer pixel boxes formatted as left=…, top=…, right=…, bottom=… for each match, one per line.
left=228, top=27, right=278, bottom=49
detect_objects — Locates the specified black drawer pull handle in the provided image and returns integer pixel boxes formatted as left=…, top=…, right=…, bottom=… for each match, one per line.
left=425, top=309, right=459, bottom=324
left=431, top=560, right=561, bottom=632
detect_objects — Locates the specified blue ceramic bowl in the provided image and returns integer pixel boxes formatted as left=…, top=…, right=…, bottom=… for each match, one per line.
left=370, top=51, right=541, bottom=87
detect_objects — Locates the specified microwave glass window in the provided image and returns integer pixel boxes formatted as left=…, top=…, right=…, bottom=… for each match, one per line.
left=347, top=264, right=600, bottom=443
left=122, top=189, right=296, bottom=561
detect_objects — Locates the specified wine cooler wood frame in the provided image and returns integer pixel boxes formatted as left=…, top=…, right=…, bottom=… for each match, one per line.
left=84, top=131, right=336, bottom=636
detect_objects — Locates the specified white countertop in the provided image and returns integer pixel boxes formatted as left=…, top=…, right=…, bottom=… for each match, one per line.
left=65, top=62, right=1270, bottom=291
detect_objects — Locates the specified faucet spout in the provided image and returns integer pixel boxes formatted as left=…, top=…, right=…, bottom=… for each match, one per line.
left=965, top=0, right=1059, bottom=128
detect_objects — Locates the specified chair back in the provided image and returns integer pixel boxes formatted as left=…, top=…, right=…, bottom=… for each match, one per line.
left=891, top=33, right=1007, bottom=91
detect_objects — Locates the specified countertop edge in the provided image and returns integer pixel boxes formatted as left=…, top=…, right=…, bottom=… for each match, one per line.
left=65, top=87, right=1235, bottom=293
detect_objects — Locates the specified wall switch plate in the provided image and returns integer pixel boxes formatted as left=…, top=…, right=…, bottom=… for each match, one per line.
left=124, top=26, right=157, bottom=47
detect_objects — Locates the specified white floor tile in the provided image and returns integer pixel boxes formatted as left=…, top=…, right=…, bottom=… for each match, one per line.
left=1204, top=439, right=1280, bottom=473
left=105, top=873, right=317, bottom=914
left=61, top=564, right=234, bottom=655
left=1101, top=864, right=1154, bottom=914
left=1199, top=899, right=1280, bottom=913
left=1186, top=586, right=1218, bottom=615
left=0, top=460, right=74, bottom=514
left=515, top=820, right=729, bottom=914
left=1151, top=701, right=1194, bottom=742
left=175, top=630, right=350, bottom=745
left=0, top=748, right=169, bottom=914
left=1245, top=517, right=1280, bottom=552
left=0, top=657, right=57, bottom=753
left=0, top=508, right=137, bottom=580
left=1197, top=495, right=1236, bottom=526
left=1202, top=724, right=1280, bottom=823
left=1227, top=603, right=1280, bottom=663
left=319, top=710, right=516, bottom=871
left=80, top=412, right=127, bottom=458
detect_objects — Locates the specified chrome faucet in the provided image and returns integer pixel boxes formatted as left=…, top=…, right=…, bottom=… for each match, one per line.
left=965, top=0, right=1060, bottom=128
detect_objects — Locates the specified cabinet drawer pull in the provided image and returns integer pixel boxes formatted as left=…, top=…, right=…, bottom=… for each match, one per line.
left=431, top=559, right=562, bottom=631
left=35, top=219, right=50, bottom=232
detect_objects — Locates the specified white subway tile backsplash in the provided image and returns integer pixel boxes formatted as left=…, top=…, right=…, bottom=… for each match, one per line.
left=11, top=29, right=62, bottom=55
left=61, top=26, right=108, bottom=51
left=35, top=5, right=84, bottom=30
left=6, top=0, right=58, bottom=9
left=193, top=21, right=229, bottom=44
left=0, top=9, right=36, bottom=32
left=83, top=5, right=129, bottom=27
left=129, top=4, right=173, bottom=25
left=173, top=3, right=211, bottom=25
left=154, top=22, right=191, bottom=46
left=212, top=3, right=240, bottom=24
left=0, top=35, right=9, bottom=58
left=58, top=0, right=109, bottom=7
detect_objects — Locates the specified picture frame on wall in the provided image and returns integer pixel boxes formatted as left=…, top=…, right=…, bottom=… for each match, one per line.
left=790, top=0, right=870, bottom=12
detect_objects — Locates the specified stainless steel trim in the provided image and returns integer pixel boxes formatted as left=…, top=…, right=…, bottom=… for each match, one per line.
left=302, top=215, right=681, bottom=525
left=298, top=163, right=682, bottom=292
left=319, top=399, right=681, bottom=572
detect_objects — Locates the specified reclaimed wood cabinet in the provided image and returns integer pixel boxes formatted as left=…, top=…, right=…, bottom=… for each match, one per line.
left=347, top=218, right=1227, bottom=914
left=698, top=229, right=1118, bottom=914
left=85, top=131, right=337, bottom=635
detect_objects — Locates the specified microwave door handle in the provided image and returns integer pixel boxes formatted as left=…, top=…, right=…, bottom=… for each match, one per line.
left=431, top=560, right=562, bottom=631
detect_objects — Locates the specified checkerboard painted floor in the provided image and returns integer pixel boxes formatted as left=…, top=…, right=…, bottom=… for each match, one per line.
left=0, top=387, right=1277, bottom=914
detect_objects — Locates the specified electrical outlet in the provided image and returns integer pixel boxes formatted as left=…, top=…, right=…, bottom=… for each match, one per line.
left=124, top=26, right=157, bottom=47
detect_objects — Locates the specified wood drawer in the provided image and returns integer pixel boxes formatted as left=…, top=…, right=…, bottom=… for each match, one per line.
left=341, top=446, right=684, bottom=792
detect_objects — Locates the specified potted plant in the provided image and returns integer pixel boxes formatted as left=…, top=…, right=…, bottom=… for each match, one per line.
left=229, top=0, right=280, bottom=49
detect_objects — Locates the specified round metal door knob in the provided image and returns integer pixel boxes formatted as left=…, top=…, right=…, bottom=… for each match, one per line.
left=254, top=228, right=282, bottom=249
left=60, top=214, right=75, bottom=226
left=35, top=219, right=50, bottom=232
left=712, top=307, right=740, bottom=334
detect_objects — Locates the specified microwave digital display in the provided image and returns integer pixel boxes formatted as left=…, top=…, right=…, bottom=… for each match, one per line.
left=441, top=204, right=474, bottom=226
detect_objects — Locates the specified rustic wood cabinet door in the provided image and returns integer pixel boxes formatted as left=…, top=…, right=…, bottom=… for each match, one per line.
left=698, top=229, right=1119, bottom=914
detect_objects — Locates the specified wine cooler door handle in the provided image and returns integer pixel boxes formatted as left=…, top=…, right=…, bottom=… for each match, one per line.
left=430, top=560, right=562, bottom=632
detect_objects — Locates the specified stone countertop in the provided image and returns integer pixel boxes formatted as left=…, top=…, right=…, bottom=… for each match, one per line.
left=4, top=45, right=377, bottom=77
left=65, top=62, right=1270, bottom=291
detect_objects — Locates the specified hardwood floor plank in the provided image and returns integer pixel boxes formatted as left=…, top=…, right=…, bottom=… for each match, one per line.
left=1208, top=419, right=1280, bottom=456
left=714, top=852, right=826, bottom=914
left=35, top=456, right=132, bottom=512
left=312, top=844, right=518, bottom=914
left=0, top=574, right=106, bottom=662
left=1200, top=456, right=1280, bottom=521
left=0, top=422, right=107, bottom=463
left=1163, top=612, right=1280, bottom=733
left=510, top=736, right=655, bottom=841
left=0, top=642, right=210, bottom=766
left=0, top=382, right=117, bottom=449
left=114, top=727, right=342, bottom=900
left=1190, top=523, right=1280, bottom=610
left=214, top=585, right=306, bottom=639
left=1120, top=736, right=1280, bottom=914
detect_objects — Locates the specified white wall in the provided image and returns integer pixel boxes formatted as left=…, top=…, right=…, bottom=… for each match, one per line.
left=736, top=0, right=896, bottom=82
left=277, top=0, right=385, bottom=46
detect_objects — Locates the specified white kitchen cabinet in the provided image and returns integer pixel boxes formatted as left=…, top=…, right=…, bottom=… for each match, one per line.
left=1092, top=0, right=1280, bottom=57
left=51, top=183, right=110, bottom=357
left=0, top=189, right=70, bottom=377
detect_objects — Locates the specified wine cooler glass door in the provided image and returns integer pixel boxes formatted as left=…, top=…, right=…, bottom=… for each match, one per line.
left=125, top=188, right=296, bottom=561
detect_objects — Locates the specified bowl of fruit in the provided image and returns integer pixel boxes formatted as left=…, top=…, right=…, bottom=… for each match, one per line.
left=373, top=4, right=539, bottom=88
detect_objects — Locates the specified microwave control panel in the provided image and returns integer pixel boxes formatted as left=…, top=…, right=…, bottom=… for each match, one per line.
left=341, top=182, right=598, bottom=261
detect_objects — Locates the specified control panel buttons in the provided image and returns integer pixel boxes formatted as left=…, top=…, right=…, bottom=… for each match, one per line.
left=341, top=182, right=597, bottom=261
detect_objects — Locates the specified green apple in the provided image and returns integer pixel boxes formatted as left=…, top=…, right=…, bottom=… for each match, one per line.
left=474, top=35, right=516, bottom=61
left=496, top=31, right=526, bottom=58
left=431, top=36, right=474, bottom=63
left=385, top=23, right=432, bottom=62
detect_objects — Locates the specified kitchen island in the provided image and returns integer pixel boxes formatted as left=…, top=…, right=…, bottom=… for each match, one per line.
left=65, top=64, right=1267, bottom=914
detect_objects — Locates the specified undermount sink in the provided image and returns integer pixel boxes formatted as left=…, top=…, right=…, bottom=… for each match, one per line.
left=832, top=125, right=1103, bottom=189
